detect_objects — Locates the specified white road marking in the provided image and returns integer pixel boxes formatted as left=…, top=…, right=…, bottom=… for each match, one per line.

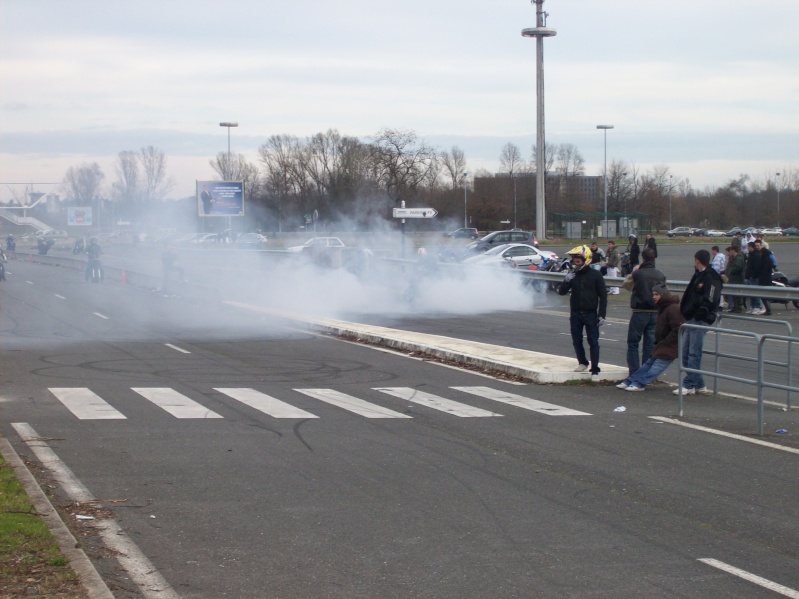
left=132, top=387, right=223, bottom=419
left=11, top=422, right=181, bottom=599
left=215, top=388, right=318, bottom=419
left=49, top=388, right=126, bottom=420
left=649, top=417, right=799, bottom=455
left=452, top=386, right=592, bottom=416
left=296, top=389, right=412, bottom=419
left=93, top=312, right=109, bottom=320
left=698, top=558, right=799, bottom=598
left=54, top=294, right=65, bottom=299
left=164, top=343, right=190, bottom=354
left=26, top=280, right=33, bottom=284
left=374, top=387, right=503, bottom=417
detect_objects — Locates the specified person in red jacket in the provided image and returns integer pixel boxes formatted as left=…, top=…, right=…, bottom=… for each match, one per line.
left=616, top=283, right=685, bottom=391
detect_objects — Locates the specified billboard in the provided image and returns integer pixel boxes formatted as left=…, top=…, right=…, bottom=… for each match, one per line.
left=197, top=181, right=244, bottom=217
left=67, top=207, right=93, bottom=226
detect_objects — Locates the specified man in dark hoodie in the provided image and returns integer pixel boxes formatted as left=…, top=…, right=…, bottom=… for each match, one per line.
left=622, top=247, right=666, bottom=375
left=617, top=283, right=684, bottom=391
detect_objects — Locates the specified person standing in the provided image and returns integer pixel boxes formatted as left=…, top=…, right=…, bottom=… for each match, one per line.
left=675, top=249, right=722, bottom=395
left=645, top=233, right=658, bottom=260
left=605, top=240, right=620, bottom=295
left=710, top=246, right=725, bottom=273
left=622, top=247, right=666, bottom=375
left=755, top=238, right=773, bottom=316
left=589, top=241, right=605, bottom=271
left=627, top=234, right=641, bottom=269
left=744, top=241, right=764, bottom=314
left=725, top=245, right=745, bottom=313
left=730, top=231, right=743, bottom=254
left=557, top=245, right=608, bottom=379
left=617, top=283, right=685, bottom=391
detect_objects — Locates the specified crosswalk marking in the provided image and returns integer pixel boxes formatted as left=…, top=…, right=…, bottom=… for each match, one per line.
left=452, top=386, right=592, bottom=416
left=49, top=388, right=127, bottom=420
left=374, top=387, right=503, bottom=417
left=214, top=388, right=319, bottom=419
left=131, top=388, right=223, bottom=419
left=295, top=389, right=412, bottom=419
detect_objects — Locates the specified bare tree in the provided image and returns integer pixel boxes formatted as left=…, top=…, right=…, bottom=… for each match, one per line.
left=209, top=152, right=261, bottom=200
left=139, top=146, right=174, bottom=201
left=440, top=146, right=467, bottom=189
left=554, top=143, right=585, bottom=177
left=63, top=162, right=105, bottom=203
left=111, top=151, right=140, bottom=206
left=499, top=143, right=523, bottom=176
left=369, top=128, right=438, bottom=204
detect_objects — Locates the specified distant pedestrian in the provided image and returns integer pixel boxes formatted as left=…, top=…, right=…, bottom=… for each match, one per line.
left=605, top=240, right=620, bottom=295
left=675, top=249, right=722, bottom=395
left=730, top=231, right=743, bottom=254
left=622, top=247, right=666, bottom=375
left=617, top=283, right=684, bottom=391
left=754, top=238, right=774, bottom=316
left=710, top=246, right=725, bottom=273
left=645, top=233, right=658, bottom=259
left=744, top=241, right=765, bottom=314
left=558, top=245, right=608, bottom=379
left=627, top=235, right=640, bottom=268
left=725, top=245, right=745, bottom=313
left=589, top=241, right=605, bottom=271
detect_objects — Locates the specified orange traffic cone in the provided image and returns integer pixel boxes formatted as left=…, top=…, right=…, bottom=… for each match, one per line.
left=120, top=269, right=128, bottom=285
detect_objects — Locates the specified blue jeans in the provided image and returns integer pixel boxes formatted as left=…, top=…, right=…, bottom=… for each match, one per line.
left=681, top=318, right=707, bottom=389
left=570, top=312, right=601, bottom=374
left=627, top=311, right=657, bottom=375
left=745, top=278, right=762, bottom=310
left=623, top=357, right=674, bottom=388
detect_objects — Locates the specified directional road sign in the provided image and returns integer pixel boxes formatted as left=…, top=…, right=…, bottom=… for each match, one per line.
left=392, top=207, right=438, bottom=218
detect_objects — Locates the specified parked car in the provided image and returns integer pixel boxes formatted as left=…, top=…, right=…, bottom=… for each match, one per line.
left=36, top=229, right=69, bottom=239
left=446, top=227, right=479, bottom=239
left=783, top=227, right=799, bottom=236
left=286, top=237, right=346, bottom=252
left=235, top=232, right=268, bottom=249
left=760, top=228, right=783, bottom=236
left=725, top=227, right=742, bottom=236
left=667, top=226, right=694, bottom=237
left=466, top=230, right=539, bottom=253
left=462, top=243, right=557, bottom=268
left=706, top=229, right=726, bottom=237
left=693, top=228, right=708, bottom=236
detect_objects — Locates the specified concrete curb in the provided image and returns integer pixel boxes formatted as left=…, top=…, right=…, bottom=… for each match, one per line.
left=0, top=435, right=114, bottom=599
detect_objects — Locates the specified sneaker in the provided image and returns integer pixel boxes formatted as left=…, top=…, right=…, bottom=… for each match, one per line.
left=673, top=387, right=696, bottom=395
left=752, top=308, right=766, bottom=315
left=616, top=382, right=630, bottom=389
left=574, top=364, right=588, bottom=372
left=625, top=385, right=645, bottom=392
left=695, top=387, right=710, bottom=395
left=591, top=374, right=600, bottom=382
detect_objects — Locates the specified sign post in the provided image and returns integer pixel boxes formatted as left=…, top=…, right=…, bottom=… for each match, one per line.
left=392, top=205, right=438, bottom=259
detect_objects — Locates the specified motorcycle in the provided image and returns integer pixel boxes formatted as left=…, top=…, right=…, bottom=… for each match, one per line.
left=769, top=271, right=799, bottom=309
left=72, top=237, right=85, bottom=254
left=6, top=236, right=15, bottom=251
left=37, top=237, right=54, bottom=255
left=540, top=255, right=573, bottom=291
left=619, top=251, right=632, bottom=276
left=87, top=258, right=103, bottom=283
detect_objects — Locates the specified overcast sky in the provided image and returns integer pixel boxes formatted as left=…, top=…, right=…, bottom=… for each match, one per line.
left=1, top=0, right=797, bottom=200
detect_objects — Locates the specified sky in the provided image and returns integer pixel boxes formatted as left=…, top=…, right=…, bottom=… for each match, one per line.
left=1, top=0, right=797, bottom=202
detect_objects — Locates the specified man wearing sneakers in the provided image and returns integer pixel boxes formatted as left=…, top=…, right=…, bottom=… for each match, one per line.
left=622, top=247, right=666, bottom=376
left=558, top=245, right=608, bottom=380
left=675, top=249, right=722, bottom=396
left=617, top=283, right=684, bottom=391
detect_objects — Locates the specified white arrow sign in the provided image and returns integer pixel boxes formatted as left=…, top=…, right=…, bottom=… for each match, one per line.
left=392, top=207, right=438, bottom=218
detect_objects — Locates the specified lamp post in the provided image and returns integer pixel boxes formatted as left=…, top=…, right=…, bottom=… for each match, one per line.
left=596, top=125, right=613, bottom=236
left=668, top=174, right=673, bottom=230
left=776, top=172, right=782, bottom=228
left=513, top=173, right=518, bottom=229
left=219, top=122, right=238, bottom=180
left=462, top=172, right=469, bottom=228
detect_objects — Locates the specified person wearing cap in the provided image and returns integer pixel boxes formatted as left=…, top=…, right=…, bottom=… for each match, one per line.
left=617, top=283, right=684, bottom=391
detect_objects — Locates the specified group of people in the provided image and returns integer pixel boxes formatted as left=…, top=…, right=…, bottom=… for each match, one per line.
left=557, top=235, right=723, bottom=396
left=714, top=231, right=776, bottom=316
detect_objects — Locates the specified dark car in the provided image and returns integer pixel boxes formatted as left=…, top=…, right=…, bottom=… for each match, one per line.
left=466, top=230, right=539, bottom=254
left=783, top=227, right=799, bottom=236
left=725, top=227, right=742, bottom=236
left=446, top=227, right=479, bottom=239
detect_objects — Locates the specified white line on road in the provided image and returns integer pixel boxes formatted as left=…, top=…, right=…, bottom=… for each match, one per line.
left=215, top=388, right=319, bottom=419
left=374, top=387, right=503, bottom=417
left=649, top=417, right=799, bottom=455
left=164, top=343, right=191, bottom=354
left=49, top=388, right=126, bottom=420
left=296, top=389, right=412, bottom=418
left=93, top=312, right=109, bottom=320
left=54, top=294, right=66, bottom=299
left=26, top=280, right=33, bottom=285
left=452, top=386, right=592, bottom=416
left=132, top=388, right=223, bottom=419
left=698, top=558, right=799, bottom=598
left=11, top=422, right=181, bottom=599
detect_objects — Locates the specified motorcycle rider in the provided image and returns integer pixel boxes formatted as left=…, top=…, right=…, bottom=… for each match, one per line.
left=85, top=237, right=103, bottom=282
left=557, top=245, right=608, bottom=379
left=6, top=234, right=15, bottom=251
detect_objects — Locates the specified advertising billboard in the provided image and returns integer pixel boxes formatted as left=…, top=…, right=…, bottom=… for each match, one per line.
left=197, top=181, right=244, bottom=217
left=67, top=207, right=93, bottom=226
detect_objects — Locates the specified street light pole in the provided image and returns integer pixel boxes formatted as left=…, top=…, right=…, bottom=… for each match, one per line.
left=462, top=172, right=469, bottom=228
left=596, top=125, right=613, bottom=236
left=669, top=174, right=673, bottom=230
left=776, top=172, right=782, bottom=228
left=513, top=173, right=517, bottom=229
left=219, top=122, right=238, bottom=180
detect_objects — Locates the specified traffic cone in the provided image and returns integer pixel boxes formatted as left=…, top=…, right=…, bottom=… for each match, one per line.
left=120, top=269, right=128, bottom=285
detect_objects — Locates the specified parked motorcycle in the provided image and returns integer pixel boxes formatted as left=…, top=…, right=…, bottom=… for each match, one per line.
left=769, top=271, right=799, bottom=309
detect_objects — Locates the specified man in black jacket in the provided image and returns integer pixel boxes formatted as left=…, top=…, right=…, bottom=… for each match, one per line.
left=675, top=249, right=722, bottom=395
left=558, top=245, right=608, bottom=379
left=622, top=247, right=666, bottom=375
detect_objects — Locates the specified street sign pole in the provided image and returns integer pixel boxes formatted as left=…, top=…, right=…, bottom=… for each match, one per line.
left=400, top=201, right=406, bottom=259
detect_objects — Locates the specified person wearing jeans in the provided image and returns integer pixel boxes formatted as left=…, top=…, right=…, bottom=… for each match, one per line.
left=622, top=247, right=666, bottom=375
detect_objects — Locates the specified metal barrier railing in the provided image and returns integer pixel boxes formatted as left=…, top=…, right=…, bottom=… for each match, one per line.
left=677, top=323, right=799, bottom=435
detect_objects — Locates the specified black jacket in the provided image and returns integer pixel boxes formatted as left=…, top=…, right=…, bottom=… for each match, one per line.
left=558, top=266, right=608, bottom=318
left=630, top=262, right=666, bottom=311
left=680, top=267, right=722, bottom=323
left=645, top=237, right=658, bottom=258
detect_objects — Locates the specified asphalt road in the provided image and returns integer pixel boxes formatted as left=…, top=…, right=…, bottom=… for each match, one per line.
left=2, top=245, right=799, bottom=598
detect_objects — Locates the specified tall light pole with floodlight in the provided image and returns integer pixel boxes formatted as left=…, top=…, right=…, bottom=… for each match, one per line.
left=669, top=174, right=673, bottom=230
left=219, top=122, right=238, bottom=180
left=462, top=172, right=469, bottom=228
left=596, top=125, right=613, bottom=236
left=776, top=172, right=782, bottom=228
left=522, top=0, right=556, bottom=241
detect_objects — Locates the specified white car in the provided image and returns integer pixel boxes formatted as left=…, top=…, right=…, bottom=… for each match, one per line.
left=760, top=228, right=783, bottom=236
left=286, top=237, right=346, bottom=252
left=462, top=243, right=557, bottom=268
left=706, top=229, right=726, bottom=237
